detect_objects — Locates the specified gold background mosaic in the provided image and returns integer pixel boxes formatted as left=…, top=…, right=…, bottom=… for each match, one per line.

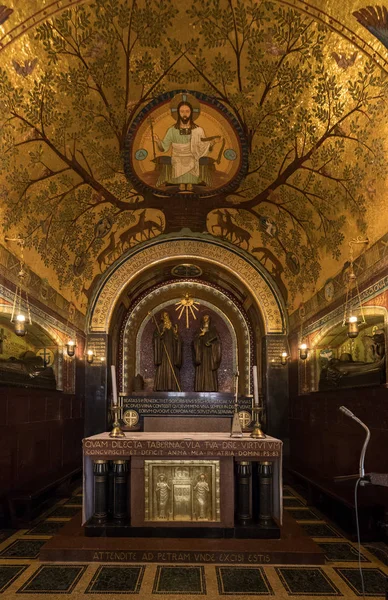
left=1, top=0, right=388, bottom=315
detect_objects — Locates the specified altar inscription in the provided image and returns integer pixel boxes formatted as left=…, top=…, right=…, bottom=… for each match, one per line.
left=87, top=550, right=273, bottom=563
left=83, top=438, right=281, bottom=458
left=122, top=396, right=252, bottom=416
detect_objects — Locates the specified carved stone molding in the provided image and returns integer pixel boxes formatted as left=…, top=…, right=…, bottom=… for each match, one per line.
left=88, top=238, right=285, bottom=334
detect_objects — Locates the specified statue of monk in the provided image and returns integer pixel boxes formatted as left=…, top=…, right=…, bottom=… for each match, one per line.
left=193, top=314, right=222, bottom=392
left=153, top=311, right=182, bottom=391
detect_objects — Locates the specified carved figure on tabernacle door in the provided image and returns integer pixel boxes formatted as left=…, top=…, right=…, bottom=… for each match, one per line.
left=194, top=473, right=210, bottom=519
left=193, top=314, right=222, bottom=392
left=153, top=311, right=182, bottom=391
left=156, top=474, right=171, bottom=519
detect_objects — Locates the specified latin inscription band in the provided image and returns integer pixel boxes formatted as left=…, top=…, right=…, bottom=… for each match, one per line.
left=83, top=439, right=281, bottom=458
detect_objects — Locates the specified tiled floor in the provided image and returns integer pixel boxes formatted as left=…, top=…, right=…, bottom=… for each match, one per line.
left=0, top=486, right=387, bottom=598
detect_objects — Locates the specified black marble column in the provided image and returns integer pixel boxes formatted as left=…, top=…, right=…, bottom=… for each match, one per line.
left=236, top=461, right=251, bottom=525
left=261, top=334, right=289, bottom=444
left=112, top=460, right=129, bottom=522
left=84, top=333, right=108, bottom=437
left=93, top=460, right=109, bottom=523
left=258, top=461, right=273, bottom=523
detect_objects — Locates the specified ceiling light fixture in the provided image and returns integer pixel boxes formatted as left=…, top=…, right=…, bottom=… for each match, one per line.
left=5, top=236, right=32, bottom=337
left=342, top=237, right=369, bottom=339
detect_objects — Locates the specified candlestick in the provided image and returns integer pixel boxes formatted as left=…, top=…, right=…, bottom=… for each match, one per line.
left=111, top=365, right=118, bottom=406
left=250, top=405, right=266, bottom=439
left=230, top=369, right=243, bottom=438
left=109, top=403, right=125, bottom=438
left=252, top=365, right=259, bottom=407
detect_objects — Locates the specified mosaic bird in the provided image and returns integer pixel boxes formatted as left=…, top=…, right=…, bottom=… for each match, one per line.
left=0, top=184, right=8, bottom=201
left=84, top=34, right=105, bottom=59
left=319, top=165, right=332, bottom=177
left=0, top=5, right=13, bottom=24
left=94, top=216, right=113, bottom=239
left=267, top=189, right=281, bottom=203
left=331, top=51, right=357, bottom=69
left=12, top=58, right=38, bottom=78
left=366, top=179, right=376, bottom=198
left=353, top=5, right=388, bottom=48
left=264, top=33, right=285, bottom=56
left=265, top=41, right=285, bottom=56
left=332, top=123, right=347, bottom=137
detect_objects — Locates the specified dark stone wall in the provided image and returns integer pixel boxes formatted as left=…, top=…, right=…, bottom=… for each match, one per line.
left=288, top=379, right=388, bottom=534
left=0, top=387, right=84, bottom=497
left=289, top=386, right=388, bottom=481
left=262, top=334, right=289, bottom=445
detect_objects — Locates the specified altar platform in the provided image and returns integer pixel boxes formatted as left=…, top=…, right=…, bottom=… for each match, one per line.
left=82, top=431, right=283, bottom=540
left=40, top=510, right=325, bottom=565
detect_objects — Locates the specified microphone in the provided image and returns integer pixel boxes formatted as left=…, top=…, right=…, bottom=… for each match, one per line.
left=339, top=406, right=370, bottom=478
left=339, top=405, right=355, bottom=418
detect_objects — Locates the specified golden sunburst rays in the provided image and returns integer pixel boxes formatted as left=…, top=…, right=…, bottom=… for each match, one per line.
left=175, top=293, right=200, bottom=328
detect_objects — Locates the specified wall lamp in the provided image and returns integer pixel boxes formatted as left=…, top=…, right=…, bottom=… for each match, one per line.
left=66, top=340, right=76, bottom=357
left=299, top=343, right=309, bottom=360
left=280, top=352, right=289, bottom=365
left=86, top=349, right=94, bottom=364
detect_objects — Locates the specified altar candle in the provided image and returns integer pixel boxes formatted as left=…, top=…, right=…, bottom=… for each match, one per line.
left=252, top=365, right=259, bottom=407
left=111, top=365, right=118, bottom=406
left=234, top=343, right=239, bottom=403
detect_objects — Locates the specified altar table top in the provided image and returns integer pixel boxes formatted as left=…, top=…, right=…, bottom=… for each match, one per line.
left=83, top=432, right=283, bottom=459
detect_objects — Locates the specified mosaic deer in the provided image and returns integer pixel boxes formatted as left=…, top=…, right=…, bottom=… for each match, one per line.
left=118, top=209, right=147, bottom=251
left=223, top=211, right=251, bottom=249
left=97, top=231, right=117, bottom=272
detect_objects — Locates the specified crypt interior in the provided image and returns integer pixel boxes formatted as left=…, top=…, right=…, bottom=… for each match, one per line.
left=0, top=0, right=388, bottom=597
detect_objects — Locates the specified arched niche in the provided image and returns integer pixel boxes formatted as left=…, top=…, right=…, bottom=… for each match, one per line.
left=0, top=306, right=64, bottom=390
left=308, top=305, right=388, bottom=392
left=120, top=280, right=253, bottom=395
left=84, top=235, right=290, bottom=440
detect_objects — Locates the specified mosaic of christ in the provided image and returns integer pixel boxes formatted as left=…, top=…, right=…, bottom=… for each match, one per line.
left=130, top=93, right=242, bottom=194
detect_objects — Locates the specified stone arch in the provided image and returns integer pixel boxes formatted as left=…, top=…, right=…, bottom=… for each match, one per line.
left=87, top=236, right=288, bottom=335
left=310, top=305, right=388, bottom=350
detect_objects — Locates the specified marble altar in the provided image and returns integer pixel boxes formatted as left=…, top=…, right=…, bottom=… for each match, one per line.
left=82, top=432, right=283, bottom=537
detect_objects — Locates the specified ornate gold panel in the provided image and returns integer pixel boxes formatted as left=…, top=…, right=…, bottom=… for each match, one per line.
left=144, top=460, right=220, bottom=522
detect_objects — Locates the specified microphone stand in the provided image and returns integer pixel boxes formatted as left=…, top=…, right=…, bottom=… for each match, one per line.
left=336, top=406, right=372, bottom=600
left=335, top=406, right=370, bottom=484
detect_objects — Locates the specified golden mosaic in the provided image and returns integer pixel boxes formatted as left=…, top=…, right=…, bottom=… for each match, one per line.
left=89, top=240, right=284, bottom=333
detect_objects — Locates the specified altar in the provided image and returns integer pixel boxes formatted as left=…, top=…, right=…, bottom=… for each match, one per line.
left=82, top=432, right=283, bottom=539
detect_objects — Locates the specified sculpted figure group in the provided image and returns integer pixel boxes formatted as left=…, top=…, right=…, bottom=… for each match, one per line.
left=155, top=471, right=210, bottom=520
left=153, top=311, right=222, bottom=392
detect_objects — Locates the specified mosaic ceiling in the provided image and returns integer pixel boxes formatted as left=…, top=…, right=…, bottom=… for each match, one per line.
left=1, top=0, right=388, bottom=314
